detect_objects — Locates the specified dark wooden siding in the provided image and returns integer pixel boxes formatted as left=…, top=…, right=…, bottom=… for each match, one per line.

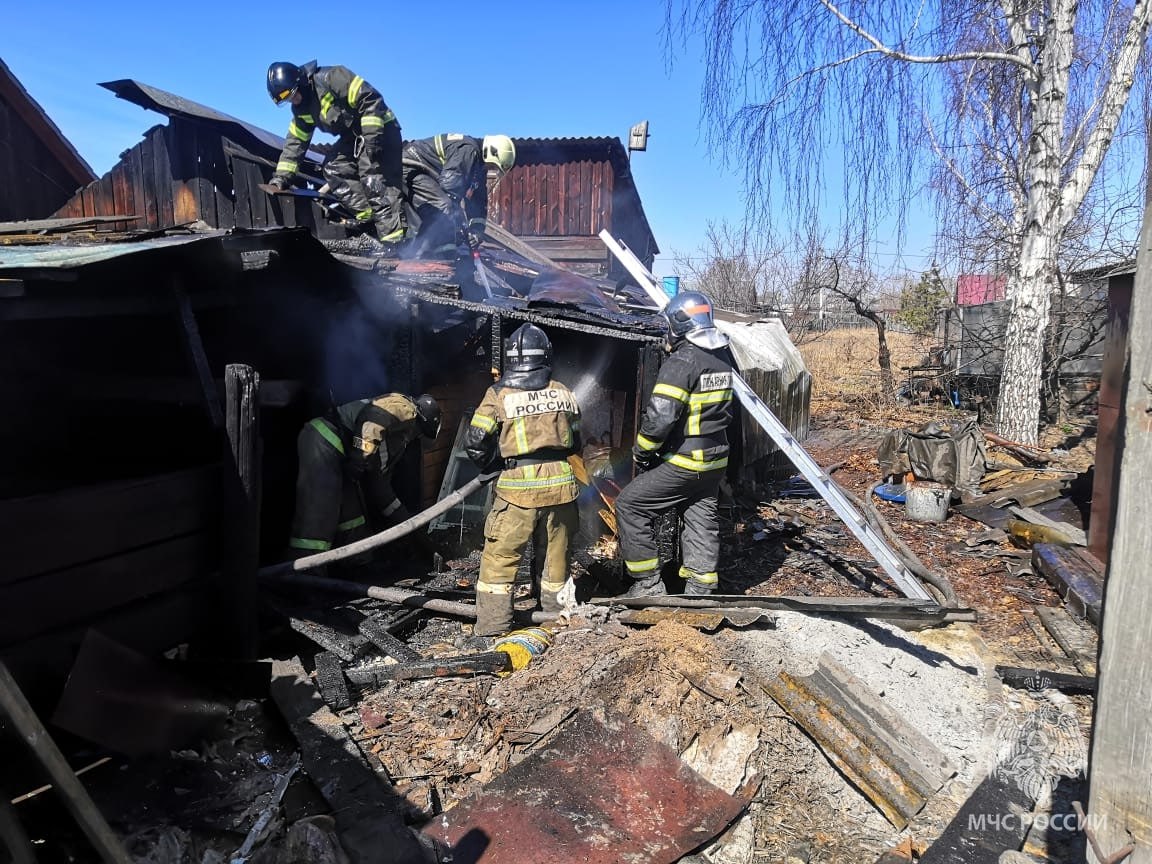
left=0, top=90, right=88, bottom=220
left=52, top=118, right=338, bottom=236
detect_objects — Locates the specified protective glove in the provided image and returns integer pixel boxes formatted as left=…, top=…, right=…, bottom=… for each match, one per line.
left=632, top=448, right=661, bottom=472
left=467, top=231, right=483, bottom=251
left=267, top=176, right=290, bottom=191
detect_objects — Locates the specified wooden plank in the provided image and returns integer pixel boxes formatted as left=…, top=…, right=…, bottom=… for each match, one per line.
left=0, top=660, right=132, bottom=864
left=167, top=122, right=198, bottom=225
left=996, top=665, right=1096, bottom=694
left=1088, top=167, right=1152, bottom=856
left=1035, top=605, right=1098, bottom=675
left=126, top=141, right=147, bottom=231
left=0, top=532, right=213, bottom=647
left=215, top=364, right=261, bottom=660
left=1031, top=543, right=1104, bottom=625
left=173, top=286, right=224, bottom=428
left=138, top=130, right=159, bottom=229
left=1008, top=505, right=1087, bottom=545
left=153, top=124, right=175, bottom=227
left=269, top=657, right=429, bottom=864
left=0, top=466, right=219, bottom=583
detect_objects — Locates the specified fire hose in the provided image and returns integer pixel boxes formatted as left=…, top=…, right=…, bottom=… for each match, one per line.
left=258, top=475, right=489, bottom=579
left=858, top=482, right=959, bottom=606
left=260, top=568, right=555, bottom=626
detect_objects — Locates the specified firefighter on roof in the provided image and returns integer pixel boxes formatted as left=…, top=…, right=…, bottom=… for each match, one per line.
left=464, top=324, right=581, bottom=636
left=614, top=291, right=735, bottom=597
left=402, top=133, right=516, bottom=257
left=266, top=60, right=407, bottom=247
left=288, top=394, right=441, bottom=566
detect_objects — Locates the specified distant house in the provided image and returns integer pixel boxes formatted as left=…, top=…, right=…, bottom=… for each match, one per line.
left=0, top=58, right=96, bottom=221
left=956, top=274, right=1007, bottom=306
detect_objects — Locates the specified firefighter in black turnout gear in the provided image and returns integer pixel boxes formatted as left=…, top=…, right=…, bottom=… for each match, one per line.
left=287, top=394, right=441, bottom=565
left=464, top=324, right=581, bottom=636
left=266, top=61, right=407, bottom=245
left=402, top=133, right=516, bottom=257
left=614, top=292, right=735, bottom=597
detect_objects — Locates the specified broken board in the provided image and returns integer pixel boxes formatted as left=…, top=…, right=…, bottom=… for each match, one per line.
left=1031, top=544, right=1104, bottom=626
left=423, top=708, right=746, bottom=863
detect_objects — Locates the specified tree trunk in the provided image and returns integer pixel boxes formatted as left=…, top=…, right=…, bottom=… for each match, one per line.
left=875, top=318, right=895, bottom=403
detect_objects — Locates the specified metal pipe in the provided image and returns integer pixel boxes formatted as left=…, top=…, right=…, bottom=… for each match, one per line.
left=258, top=476, right=486, bottom=578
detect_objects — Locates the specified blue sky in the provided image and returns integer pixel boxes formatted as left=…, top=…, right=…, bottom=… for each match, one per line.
left=2, top=1, right=934, bottom=276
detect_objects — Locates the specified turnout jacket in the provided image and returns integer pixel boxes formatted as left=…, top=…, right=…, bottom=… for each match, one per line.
left=402, top=133, right=489, bottom=237
left=634, top=341, right=734, bottom=472
left=329, top=394, right=421, bottom=476
left=273, top=63, right=399, bottom=184
left=465, top=368, right=581, bottom=507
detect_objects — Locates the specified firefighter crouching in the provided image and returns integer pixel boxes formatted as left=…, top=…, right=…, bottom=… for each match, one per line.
left=464, top=324, right=581, bottom=637
left=614, top=291, right=735, bottom=597
left=287, top=393, right=441, bottom=567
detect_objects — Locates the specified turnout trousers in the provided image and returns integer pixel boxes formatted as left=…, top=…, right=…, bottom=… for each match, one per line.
left=614, top=461, right=722, bottom=592
left=475, top=496, right=579, bottom=636
left=323, top=124, right=407, bottom=240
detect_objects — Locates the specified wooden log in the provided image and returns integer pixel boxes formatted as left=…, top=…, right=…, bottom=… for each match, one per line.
left=1031, top=543, right=1104, bottom=625
left=0, top=660, right=131, bottom=864
left=344, top=651, right=513, bottom=686
left=173, top=285, right=223, bottom=429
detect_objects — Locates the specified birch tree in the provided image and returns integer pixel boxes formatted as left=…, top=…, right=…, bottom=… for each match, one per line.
left=672, top=0, right=1152, bottom=444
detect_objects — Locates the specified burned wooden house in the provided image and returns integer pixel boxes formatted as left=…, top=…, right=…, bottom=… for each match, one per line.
left=0, top=80, right=810, bottom=711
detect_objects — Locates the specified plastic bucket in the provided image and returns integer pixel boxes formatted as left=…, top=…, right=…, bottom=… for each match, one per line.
left=904, top=482, right=951, bottom=522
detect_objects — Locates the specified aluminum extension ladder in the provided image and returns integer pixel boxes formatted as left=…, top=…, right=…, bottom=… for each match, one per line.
left=599, top=230, right=933, bottom=602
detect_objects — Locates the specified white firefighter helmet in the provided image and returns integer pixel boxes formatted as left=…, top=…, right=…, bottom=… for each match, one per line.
left=482, top=135, right=517, bottom=175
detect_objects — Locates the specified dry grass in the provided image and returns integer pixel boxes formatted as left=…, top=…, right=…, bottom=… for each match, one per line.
left=799, top=327, right=934, bottom=400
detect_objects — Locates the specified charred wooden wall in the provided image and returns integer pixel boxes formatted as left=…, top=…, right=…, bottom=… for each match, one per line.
left=52, top=117, right=338, bottom=236
left=0, top=80, right=92, bottom=221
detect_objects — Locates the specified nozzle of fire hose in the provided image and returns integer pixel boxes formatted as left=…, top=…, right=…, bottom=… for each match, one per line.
left=491, top=627, right=552, bottom=676
left=472, top=250, right=493, bottom=298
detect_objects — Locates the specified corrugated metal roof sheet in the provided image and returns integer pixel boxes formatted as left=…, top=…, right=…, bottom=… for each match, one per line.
left=100, top=79, right=324, bottom=162
left=0, top=233, right=225, bottom=272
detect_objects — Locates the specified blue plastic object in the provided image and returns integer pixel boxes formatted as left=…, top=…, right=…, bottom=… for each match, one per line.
left=872, top=482, right=907, bottom=503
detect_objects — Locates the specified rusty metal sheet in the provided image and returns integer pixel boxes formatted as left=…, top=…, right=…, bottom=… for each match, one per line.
left=616, top=607, right=775, bottom=631
left=424, top=709, right=745, bottom=863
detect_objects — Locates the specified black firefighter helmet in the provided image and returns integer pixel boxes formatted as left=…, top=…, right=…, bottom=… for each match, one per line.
left=267, top=61, right=305, bottom=105
left=413, top=394, right=442, bottom=439
left=504, top=323, right=552, bottom=373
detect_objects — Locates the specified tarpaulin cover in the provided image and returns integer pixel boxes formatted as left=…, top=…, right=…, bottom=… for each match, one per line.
left=877, top=418, right=989, bottom=499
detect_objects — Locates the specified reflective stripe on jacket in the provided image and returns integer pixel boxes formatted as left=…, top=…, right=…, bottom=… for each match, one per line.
left=635, top=342, right=734, bottom=472
left=273, top=64, right=398, bottom=183
left=465, top=379, right=581, bottom=507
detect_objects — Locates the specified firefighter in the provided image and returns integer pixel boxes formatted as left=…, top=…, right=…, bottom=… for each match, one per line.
left=265, top=61, right=407, bottom=247
left=402, top=133, right=516, bottom=257
left=614, top=291, right=735, bottom=597
left=287, top=393, right=441, bottom=564
left=464, top=324, right=581, bottom=636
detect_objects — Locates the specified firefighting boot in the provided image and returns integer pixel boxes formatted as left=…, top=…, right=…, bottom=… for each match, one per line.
left=474, top=583, right=515, bottom=637
left=681, top=567, right=718, bottom=596
left=622, top=569, right=667, bottom=599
